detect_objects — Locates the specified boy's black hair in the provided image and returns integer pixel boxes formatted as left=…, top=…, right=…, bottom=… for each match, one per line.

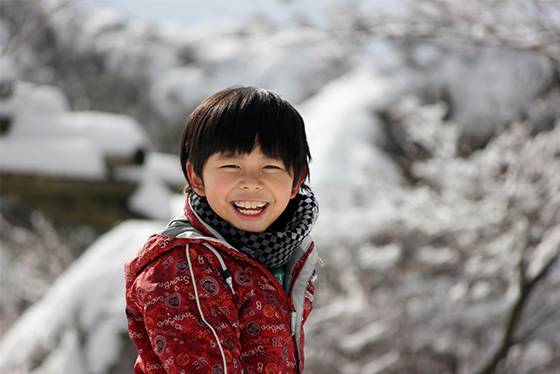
left=180, top=86, right=311, bottom=191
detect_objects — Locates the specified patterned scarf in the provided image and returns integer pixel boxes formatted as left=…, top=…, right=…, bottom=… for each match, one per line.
left=188, top=191, right=318, bottom=268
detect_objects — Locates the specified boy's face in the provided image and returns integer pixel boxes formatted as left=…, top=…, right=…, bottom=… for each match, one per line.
left=187, top=146, right=304, bottom=233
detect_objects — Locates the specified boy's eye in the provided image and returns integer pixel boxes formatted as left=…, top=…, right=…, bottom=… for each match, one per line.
left=264, top=165, right=281, bottom=169
left=222, top=164, right=239, bottom=169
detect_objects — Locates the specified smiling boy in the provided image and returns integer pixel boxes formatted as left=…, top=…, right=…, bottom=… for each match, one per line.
left=125, top=87, right=320, bottom=374
left=187, top=147, right=300, bottom=233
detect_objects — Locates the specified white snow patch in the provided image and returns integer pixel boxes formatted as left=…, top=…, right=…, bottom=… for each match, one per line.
left=358, top=243, right=401, bottom=270
left=0, top=220, right=164, bottom=373
left=1, top=81, right=148, bottom=179
left=300, top=63, right=406, bottom=207
left=115, top=152, right=185, bottom=220
left=128, top=177, right=173, bottom=220
left=0, top=138, right=107, bottom=179
left=339, top=320, right=391, bottom=354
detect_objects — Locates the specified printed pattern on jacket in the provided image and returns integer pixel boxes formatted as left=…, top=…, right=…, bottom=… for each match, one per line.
left=125, top=224, right=317, bottom=374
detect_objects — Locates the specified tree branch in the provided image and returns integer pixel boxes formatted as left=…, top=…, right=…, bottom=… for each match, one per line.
left=475, top=240, right=560, bottom=374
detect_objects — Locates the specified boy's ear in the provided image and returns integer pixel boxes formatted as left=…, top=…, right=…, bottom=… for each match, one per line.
left=290, top=169, right=306, bottom=199
left=186, top=162, right=206, bottom=196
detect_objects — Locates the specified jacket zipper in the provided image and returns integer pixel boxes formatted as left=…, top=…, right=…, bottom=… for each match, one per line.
left=287, top=242, right=315, bottom=297
left=288, top=297, right=297, bottom=336
left=203, top=238, right=308, bottom=336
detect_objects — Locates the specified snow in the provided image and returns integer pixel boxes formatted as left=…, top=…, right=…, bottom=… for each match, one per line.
left=0, top=79, right=149, bottom=179
left=300, top=62, right=407, bottom=206
left=115, top=152, right=186, bottom=219
left=115, top=152, right=184, bottom=187
left=127, top=176, right=175, bottom=220
left=61, top=112, right=148, bottom=158
left=148, top=28, right=351, bottom=121
left=429, top=49, right=554, bottom=146
left=0, top=138, right=107, bottom=179
left=360, top=352, right=401, bottom=374
left=0, top=220, right=164, bottom=373
left=338, top=320, right=389, bottom=354
left=358, top=243, right=400, bottom=270
left=1, top=0, right=559, bottom=373
left=78, top=0, right=394, bottom=31
left=526, top=227, right=560, bottom=281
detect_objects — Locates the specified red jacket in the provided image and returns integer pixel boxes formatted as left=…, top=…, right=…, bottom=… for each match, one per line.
left=124, top=203, right=319, bottom=374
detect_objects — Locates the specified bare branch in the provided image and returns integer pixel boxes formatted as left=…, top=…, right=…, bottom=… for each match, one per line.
left=1, top=0, right=77, bottom=57
left=476, top=237, right=560, bottom=374
left=327, top=0, right=560, bottom=67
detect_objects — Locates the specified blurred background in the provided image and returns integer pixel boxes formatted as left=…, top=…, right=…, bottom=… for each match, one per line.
left=1, top=0, right=559, bottom=373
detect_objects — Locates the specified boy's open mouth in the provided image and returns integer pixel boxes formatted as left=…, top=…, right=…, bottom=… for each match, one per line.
left=232, top=201, right=267, bottom=216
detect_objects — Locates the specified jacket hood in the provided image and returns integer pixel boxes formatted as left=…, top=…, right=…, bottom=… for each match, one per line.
left=124, top=217, right=216, bottom=290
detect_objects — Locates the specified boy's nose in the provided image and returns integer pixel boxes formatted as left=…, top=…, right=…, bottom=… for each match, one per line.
left=240, top=172, right=263, bottom=190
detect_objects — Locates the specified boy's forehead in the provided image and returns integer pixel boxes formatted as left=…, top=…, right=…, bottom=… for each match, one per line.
left=215, top=151, right=244, bottom=159
left=213, top=148, right=282, bottom=161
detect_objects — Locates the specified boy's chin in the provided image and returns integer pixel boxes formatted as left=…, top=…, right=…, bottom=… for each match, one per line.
left=228, top=208, right=278, bottom=233
left=230, top=221, right=269, bottom=233
left=227, top=214, right=275, bottom=233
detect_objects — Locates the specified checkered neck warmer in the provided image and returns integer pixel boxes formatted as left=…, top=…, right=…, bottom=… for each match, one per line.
left=188, top=191, right=318, bottom=268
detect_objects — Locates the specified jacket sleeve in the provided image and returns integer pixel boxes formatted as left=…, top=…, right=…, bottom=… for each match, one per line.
left=125, top=244, right=243, bottom=374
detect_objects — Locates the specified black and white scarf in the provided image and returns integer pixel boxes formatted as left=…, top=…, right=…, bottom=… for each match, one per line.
left=189, top=191, right=318, bottom=268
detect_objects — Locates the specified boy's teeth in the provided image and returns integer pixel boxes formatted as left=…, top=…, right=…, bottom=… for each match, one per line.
left=237, top=208, right=261, bottom=215
left=234, top=201, right=266, bottom=215
left=234, top=201, right=266, bottom=209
